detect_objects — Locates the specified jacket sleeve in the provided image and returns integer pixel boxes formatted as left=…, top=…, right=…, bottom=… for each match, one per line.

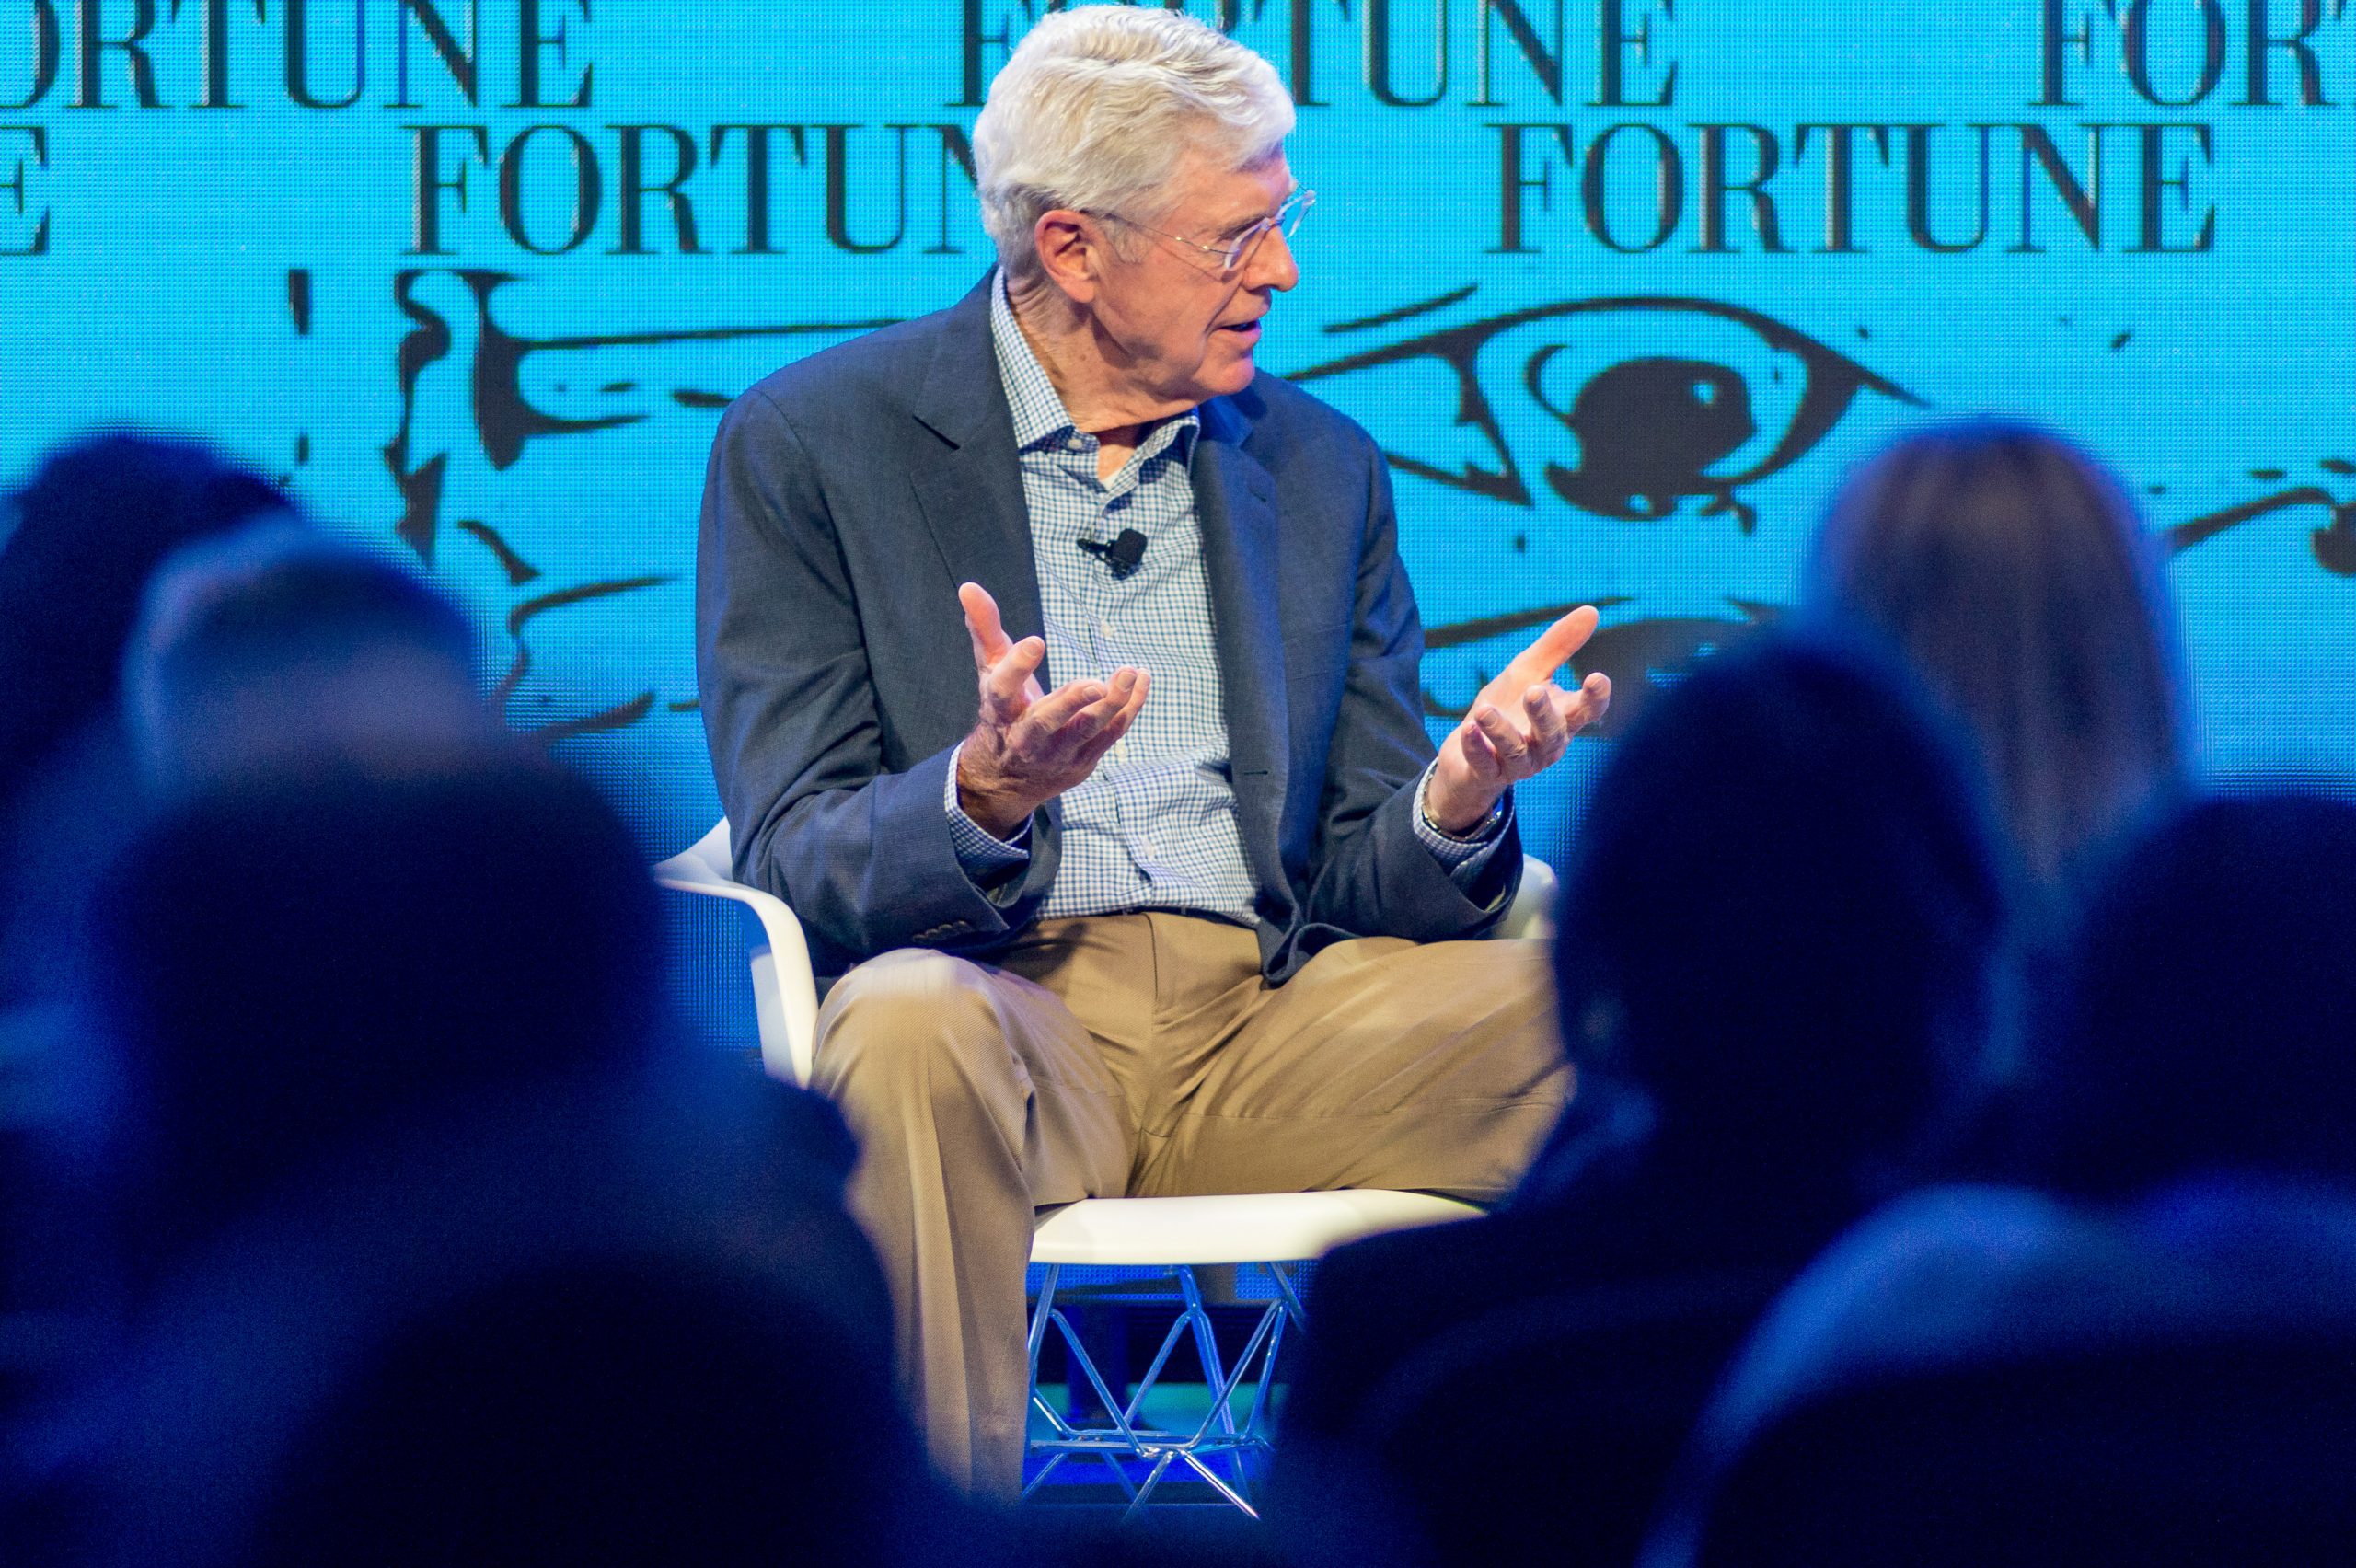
left=1299, top=430, right=1522, bottom=941
left=695, top=387, right=1058, bottom=970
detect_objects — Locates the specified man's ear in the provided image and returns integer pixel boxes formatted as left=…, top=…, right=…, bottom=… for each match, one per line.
left=1032, top=209, right=1102, bottom=306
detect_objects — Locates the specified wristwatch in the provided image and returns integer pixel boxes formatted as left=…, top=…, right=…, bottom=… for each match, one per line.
left=1417, top=771, right=1506, bottom=843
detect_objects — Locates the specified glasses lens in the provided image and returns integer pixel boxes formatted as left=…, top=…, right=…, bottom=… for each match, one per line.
left=1226, top=193, right=1311, bottom=271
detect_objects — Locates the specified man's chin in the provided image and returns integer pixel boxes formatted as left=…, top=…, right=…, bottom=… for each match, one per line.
left=1197, top=352, right=1259, bottom=401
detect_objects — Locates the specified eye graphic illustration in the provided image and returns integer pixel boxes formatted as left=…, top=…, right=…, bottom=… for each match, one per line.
left=1287, top=289, right=1924, bottom=735
left=1288, top=289, right=1924, bottom=533
left=385, top=269, right=893, bottom=738
left=367, top=274, right=2350, bottom=758
left=1527, top=352, right=1754, bottom=524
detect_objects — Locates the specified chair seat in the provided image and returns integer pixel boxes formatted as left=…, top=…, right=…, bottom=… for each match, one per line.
left=1029, top=1191, right=1481, bottom=1268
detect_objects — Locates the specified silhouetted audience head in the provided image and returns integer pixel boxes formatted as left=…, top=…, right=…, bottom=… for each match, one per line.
left=0, top=432, right=292, bottom=808
left=89, top=757, right=661, bottom=1262
left=2038, top=790, right=2356, bottom=1199
left=1541, top=635, right=2007, bottom=1219
left=124, top=522, right=489, bottom=797
left=1807, top=420, right=2186, bottom=894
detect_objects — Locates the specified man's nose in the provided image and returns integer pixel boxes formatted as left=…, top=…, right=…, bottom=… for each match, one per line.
left=1246, top=224, right=1300, bottom=292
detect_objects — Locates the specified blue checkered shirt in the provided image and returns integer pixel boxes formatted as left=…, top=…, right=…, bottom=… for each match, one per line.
left=946, top=272, right=1503, bottom=921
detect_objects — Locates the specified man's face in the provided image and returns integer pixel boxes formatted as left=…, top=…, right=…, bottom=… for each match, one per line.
left=1087, top=146, right=1299, bottom=409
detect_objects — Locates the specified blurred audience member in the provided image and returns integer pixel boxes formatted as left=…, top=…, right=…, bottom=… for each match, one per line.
left=1276, top=636, right=2008, bottom=1568
left=2033, top=790, right=2356, bottom=1196
left=0, top=434, right=292, bottom=1432
left=256, top=1258, right=942, bottom=1568
left=1652, top=791, right=2356, bottom=1567
left=10, top=757, right=952, bottom=1566
left=1806, top=419, right=2188, bottom=905
left=0, top=425, right=299, bottom=985
left=94, top=761, right=658, bottom=1263
left=0, top=432, right=294, bottom=817
left=123, top=522, right=492, bottom=799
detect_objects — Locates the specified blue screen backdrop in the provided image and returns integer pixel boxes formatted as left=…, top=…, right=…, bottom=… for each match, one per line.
left=6, top=1, right=2352, bottom=1039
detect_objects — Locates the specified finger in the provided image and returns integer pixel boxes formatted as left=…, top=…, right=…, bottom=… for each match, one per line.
left=983, top=635, right=1046, bottom=715
left=1519, top=688, right=1569, bottom=775
left=1107, top=668, right=1149, bottom=733
left=1065, top=671, right=1129, bottom=730
left=1075, top=671, right=1149, bottom=767
left=1455, top=718, right=1504, bottom=778
left=1074, top=667, right=1141, bottom=729
left=1524, top=682, right=1570, bottom=755
left=1012, top=673, right=1109, bottom=742
left=1472, top=703, right=1530, bottom=773
left=1052, top=674, right=1131, bottom=749
left=1563, top=671, right=1613, bottom=734
left=959, top=582, right=1013, bottom=670
left=1491, top=605, right=1601, bottom=694
left=1077, top=674, right=1149, bottom=766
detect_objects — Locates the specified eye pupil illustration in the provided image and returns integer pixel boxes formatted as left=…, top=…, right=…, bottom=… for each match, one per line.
left=1536, top=355, right=1758, bottom=523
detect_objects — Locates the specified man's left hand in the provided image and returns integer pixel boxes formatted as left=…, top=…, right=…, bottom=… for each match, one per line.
left=1425, top=605, right=1613, bottom=835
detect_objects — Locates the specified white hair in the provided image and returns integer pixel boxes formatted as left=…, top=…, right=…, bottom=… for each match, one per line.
left=973, top=6, right=1295, bottom=279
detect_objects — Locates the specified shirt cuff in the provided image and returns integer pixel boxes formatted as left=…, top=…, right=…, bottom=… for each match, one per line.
left=945, top=740, right=1033, bottom=884
left=1413, top=763, right=1510, bottom=887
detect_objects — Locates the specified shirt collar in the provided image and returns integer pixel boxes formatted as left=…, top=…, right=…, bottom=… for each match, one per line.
left=989, top=270, right=1198, bottom=460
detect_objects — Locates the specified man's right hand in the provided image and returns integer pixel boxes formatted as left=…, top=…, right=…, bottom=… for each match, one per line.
left=954, top=582, right=1149, bottom=839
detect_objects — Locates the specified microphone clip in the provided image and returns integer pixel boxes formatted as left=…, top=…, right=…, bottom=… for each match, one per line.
left=1077, top=528, right=1149, bottom=581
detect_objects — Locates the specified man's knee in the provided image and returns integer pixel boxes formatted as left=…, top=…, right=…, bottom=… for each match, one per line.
left=1478, top=936, right=1554, bottom=1015
left=1437, top=938, right=1567, bottom=1080
left=1382, top=935, right=1553, bottom=1031
left=813, top=949, right=1014, bottom=1101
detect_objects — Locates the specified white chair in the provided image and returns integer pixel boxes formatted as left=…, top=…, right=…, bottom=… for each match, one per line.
left=654, top=820, right=1554, bottom=1515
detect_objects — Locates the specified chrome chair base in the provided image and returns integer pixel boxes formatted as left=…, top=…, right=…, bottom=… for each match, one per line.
left=1023, top=1262, right=1310, bottom=1518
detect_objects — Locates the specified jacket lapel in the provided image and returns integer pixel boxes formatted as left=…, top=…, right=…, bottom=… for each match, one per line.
left=902, top=285, right=1286, bottom=894
left=907, top=276, right=1047, bottom=648
left=1193, top=393, right=1290, bottom=899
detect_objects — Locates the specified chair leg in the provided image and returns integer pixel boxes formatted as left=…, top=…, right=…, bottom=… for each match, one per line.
left=1241, top=1287, right=1288, bottom=1447
left=1177, top=1268, right=1238, bottom=1435
left=1125, top=1450, right=1180, bottom=1520
left=1025, top=1269, right=1146, bottom=1504
left=1177, top=1265, right=1253, bottom=1502
left=1273, top=1260, right=1311, bottom=1331
left=1026, top=1262, right=1302, bottom=1517
left=1183, top=1295, right=1292, bottom=1508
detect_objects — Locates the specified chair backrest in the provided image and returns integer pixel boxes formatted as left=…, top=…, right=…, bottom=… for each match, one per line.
left=1688, top=1332, right=2356, bottom=1568
left=662, top=819, right=734, bottom=886
left=652, top=819, right=821, bottom=1086
left=1499, top=855, right=1556, bottom=941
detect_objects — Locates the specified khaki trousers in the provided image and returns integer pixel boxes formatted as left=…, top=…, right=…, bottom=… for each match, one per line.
left=811, top=912, right=1570, bottom=1497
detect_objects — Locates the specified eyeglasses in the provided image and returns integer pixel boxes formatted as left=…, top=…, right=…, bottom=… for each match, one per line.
left=1096, top=188, right=1315, bottom=275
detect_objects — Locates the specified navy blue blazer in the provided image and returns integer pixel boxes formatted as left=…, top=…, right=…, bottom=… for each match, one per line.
left=696, top=275, right=1520, bottom=981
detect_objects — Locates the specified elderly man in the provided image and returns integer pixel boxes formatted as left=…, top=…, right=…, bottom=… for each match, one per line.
left=697, top=7, right=1609, bottom=1495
